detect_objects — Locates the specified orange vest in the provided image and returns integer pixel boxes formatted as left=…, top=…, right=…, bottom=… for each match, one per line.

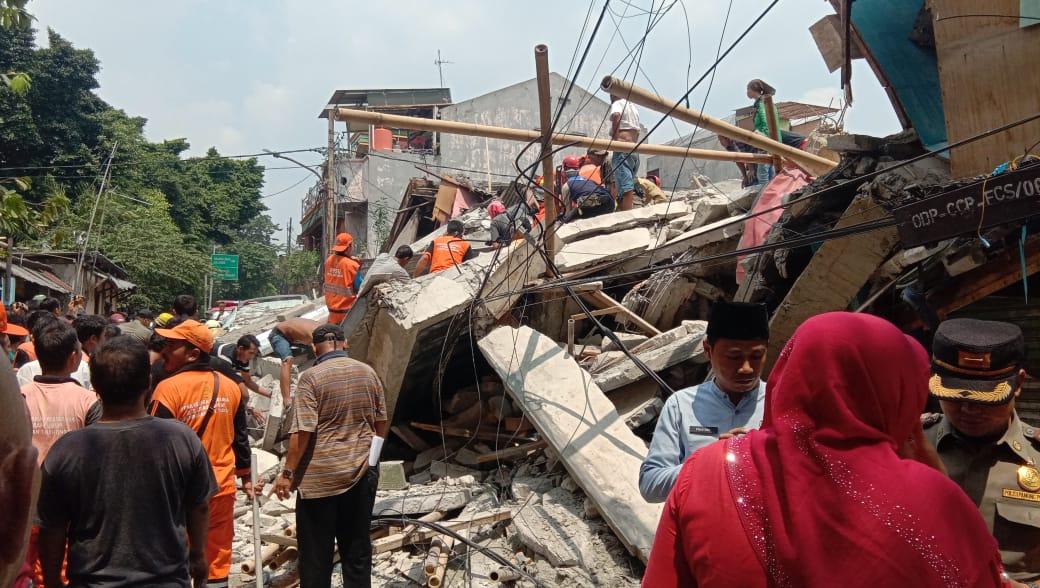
left=579, top=164, right=602, bottom=184
left=151, top=370, right=243, bottom=496
left=323, top=254, right=360, bottom=312
left=429, top=235, right=471, bottom=273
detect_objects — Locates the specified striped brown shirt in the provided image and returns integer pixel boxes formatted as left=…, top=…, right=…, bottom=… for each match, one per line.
left=289, top=352, right=387, bottom=498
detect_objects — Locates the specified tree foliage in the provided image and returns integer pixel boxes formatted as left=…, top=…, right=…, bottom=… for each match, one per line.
left=0, top=23, right=284, bottom=310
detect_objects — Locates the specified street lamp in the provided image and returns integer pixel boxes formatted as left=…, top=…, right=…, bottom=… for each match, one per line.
left=262, top=148, right=332, bottom=258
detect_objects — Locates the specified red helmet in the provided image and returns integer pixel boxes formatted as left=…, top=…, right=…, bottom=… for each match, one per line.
left=562, top=155, right=581, bottom=170
left=648, top=174, right=661, bottom=187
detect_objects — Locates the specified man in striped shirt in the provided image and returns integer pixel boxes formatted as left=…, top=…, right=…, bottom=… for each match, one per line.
left=272, top=323, right=387, bottom=588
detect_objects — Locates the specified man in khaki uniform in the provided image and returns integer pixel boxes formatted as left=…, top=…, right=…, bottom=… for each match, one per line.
left=924, top=318, right=1040, bottom=585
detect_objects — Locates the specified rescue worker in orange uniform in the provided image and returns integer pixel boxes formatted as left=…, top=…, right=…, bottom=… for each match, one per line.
left=413, top=220, right=477, bottom=276
left=323, top=233, right=362, bottom=325
left=150, top=320, right=252, bottom=588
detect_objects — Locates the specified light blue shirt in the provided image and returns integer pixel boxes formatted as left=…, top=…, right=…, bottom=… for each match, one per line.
left=639, top=379, right=766, bottom=503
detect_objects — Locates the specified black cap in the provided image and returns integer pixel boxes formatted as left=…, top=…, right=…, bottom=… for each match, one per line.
left=929, top=318, right=1024, bottom=405
left=312, top=323, right=346, bottom=344
left=706, top=301, right=769, bottom=342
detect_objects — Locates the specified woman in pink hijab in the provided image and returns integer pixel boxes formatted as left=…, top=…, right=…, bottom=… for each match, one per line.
left=643, top=312, right=1012, bottom=588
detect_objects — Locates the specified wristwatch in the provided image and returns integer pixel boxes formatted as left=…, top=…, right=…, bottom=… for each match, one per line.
left=280, top=469, right=294, bottom=481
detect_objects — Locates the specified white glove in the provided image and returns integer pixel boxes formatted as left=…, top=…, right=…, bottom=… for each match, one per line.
left=368, top=436, right=385, bottom=467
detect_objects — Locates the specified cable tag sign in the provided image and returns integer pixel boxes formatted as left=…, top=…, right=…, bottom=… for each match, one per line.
left=893, top=164, right=1040, bottom=247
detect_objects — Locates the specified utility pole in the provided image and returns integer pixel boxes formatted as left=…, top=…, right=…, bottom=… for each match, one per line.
left=74, top=143, right=117, bottom=296
left=286, top=217, right=293, bottom=257
left=434, top=50, right=453, bottom=88
left=325, top=115, right=336, bottom=261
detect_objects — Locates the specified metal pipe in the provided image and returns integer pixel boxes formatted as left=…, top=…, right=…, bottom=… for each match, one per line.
left=600, top=76, right=837, bottom=176
left=489, top=567, right=522, bottom=582
left=250, top=452, right=263, bottom=587
left=534, top=44, right=558, bottom=261
left=334, top=109, right=772, bottom=164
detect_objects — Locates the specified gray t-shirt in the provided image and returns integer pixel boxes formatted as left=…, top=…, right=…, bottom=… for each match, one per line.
left=39, top=416, right=217, bottom=587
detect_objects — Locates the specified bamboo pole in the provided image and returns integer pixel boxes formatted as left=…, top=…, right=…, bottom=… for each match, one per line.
left=242, top=544, right=281, bottom=574
left=489, top=568, right=522, bottom=582
left=425, top=536, right=453, bottom=587
left=269, top=546, right=298, bottom=570
left=600, top=76, right=836, bottom=176
left=334, top=109, right=772, bottom=164
left=534, top=44, right=558, bottom=261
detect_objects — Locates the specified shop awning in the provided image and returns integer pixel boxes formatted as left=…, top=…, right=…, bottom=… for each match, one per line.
left=8, top=264, right=72, bottom=294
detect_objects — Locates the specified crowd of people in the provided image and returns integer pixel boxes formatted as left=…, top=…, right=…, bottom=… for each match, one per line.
left=1, top=292, right=388, bottom=588
left=639, top=302, right=1039, bottom=588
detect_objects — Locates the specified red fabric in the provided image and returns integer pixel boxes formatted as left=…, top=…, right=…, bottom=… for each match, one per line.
left=643, top=312, right=1009, bottom=588
left=735, top=168, right=810, bottom=285
left=643, top=443, right=761, bottom=588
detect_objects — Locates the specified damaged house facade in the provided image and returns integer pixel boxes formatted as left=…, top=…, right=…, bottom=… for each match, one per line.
left=299, top=75, right=611, bottom=256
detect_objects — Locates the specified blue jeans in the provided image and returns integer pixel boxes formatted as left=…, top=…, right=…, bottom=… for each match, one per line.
left=756, top=162, right=774, bottom=185
left=269, top=329, right=292, bottom=360
left=612, top=152, right=640, bottom=194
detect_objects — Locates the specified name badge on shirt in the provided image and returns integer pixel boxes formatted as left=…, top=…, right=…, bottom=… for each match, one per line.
left=689, top=426, right=718, bottom=436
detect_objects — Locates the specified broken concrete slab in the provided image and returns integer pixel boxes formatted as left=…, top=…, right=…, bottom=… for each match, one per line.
left=765, top=193, right=900, bottom=374
left=554, top=202, right=690, bottom=244
left=512, top=501, right=596, bottom=567
left=478, top=326, right=662, bottom=562
left=372, top=484, right=472, bottom=517
left=349, top=237, right=546, bottom=424
left=591, top=321, right=708, bottom=393
left=647, top=215, right=746, bottom=266
left=608, top=379, right=664, bottom=430
left=554, top=227, right=652, bottom=273
left=601, top=332, right=649, bottom=352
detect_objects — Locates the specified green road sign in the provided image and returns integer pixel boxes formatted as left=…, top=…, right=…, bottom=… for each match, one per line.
left=211, top=253, right=239, bottom=281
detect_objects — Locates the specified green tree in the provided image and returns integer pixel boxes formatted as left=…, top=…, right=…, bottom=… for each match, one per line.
left=275, top=249, right=320, bottom=295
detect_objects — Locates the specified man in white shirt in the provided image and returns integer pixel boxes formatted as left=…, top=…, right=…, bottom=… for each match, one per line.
left=17, top=314, right=107, bottom=390
left=608, top=94, right=641, bottom=212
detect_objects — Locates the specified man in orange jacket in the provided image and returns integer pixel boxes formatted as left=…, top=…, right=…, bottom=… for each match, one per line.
left=151, top=320, right=252, bottom=588
left=323, top=233, right=362, bottom=325
left=413, top=220, right=477, bottom=277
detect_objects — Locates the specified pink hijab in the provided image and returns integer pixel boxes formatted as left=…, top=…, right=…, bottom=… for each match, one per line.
left=727, top=312, right=1006, bottom=587
left=487, top=200, right=506, bottom=218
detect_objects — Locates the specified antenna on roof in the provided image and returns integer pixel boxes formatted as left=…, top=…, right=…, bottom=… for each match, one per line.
left=434, top=49, right=453, bottom=88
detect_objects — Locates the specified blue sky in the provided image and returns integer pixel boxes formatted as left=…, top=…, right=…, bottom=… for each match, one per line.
left=30, top=0, right=902, bottom=243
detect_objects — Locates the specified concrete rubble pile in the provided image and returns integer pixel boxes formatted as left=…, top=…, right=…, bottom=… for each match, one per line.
left=224, top=132, right=1002, bottom=583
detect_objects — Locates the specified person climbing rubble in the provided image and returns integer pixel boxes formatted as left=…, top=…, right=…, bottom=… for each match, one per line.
left=268, top=317, right=322, bottom=407
left=486, top=192, right=537, bottom=248
left=413, top=219, right=477, bottom=276
left=323, top=232, right=363, bottom=325
left=357, top=245, right=413, bottom=298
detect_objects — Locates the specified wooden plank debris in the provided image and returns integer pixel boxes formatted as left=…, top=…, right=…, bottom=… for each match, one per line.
left=478, top=326, right=663, bottom=562
left=473, top=440, right=548, bottom=464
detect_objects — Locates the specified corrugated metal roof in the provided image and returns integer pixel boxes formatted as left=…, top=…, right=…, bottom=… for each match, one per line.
left=319, top=88, right=452, bottom=117
left=9, top=264, right=72, bottom=293
left=95, top=271, right=135, bottom=291
left=734, top=101, right=839, bottom=121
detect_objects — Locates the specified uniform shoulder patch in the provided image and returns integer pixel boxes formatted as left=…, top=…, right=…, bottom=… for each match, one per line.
left=921, top=413, right=943, bottom=429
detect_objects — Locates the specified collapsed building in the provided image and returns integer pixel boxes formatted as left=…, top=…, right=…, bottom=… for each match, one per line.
left=225, top=5, right=1039, bottom=585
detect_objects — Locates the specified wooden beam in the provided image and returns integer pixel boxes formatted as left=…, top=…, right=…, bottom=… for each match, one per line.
left=474, top=440, right=548, bottom=464
left=372, top=509, right=513, bottom=554
left=410, top=421, right=535, bottom=443
left=335, top=108, right=773, bottom=164
left=581, top=290, right=662, bottom=336
left=925, top=237, right=1040, bottom=324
